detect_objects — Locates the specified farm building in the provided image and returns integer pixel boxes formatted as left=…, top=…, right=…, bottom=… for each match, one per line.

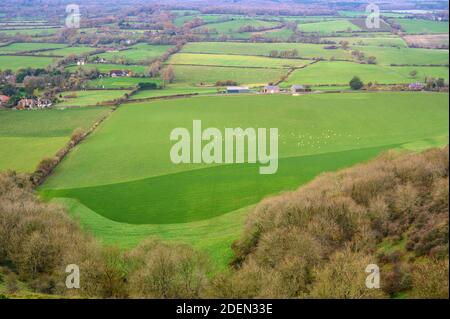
left=227, top=86, right=251, bottom=94
left=291, top=85, right=308, bottom=93
left=409, top=82, right=425, bottom=91
left=262, top=85, right=280, bottom=94
left=37, top=98, right=53, bottom=108
left=110, top=70, right=132, bottom=77
left=0, top=95, right=10, bottom=107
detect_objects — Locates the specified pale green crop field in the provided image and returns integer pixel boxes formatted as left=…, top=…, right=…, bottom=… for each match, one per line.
left=283, top=61, right=449, bottom=85
left=0, top=107, right=110, bottom=172
left=182, top=42, right=352, bottom=60
left=130, top=87, right=218, bottom=100
left=0, top=55, right=58, bottom=71
left=40, top=46, right=98, bottom=57
left=168, top=53, right=310, bottom=68
left=40, top=93, right=449, bottom=268
left=395, top=18, right=449, bottom=34
left=298, top=19, right=361, bottom=33
left=170, top=64, right=288, bottom=86
left=56, top=90, right=131, bottom=107
left=0, top=28, right=60, bottom=36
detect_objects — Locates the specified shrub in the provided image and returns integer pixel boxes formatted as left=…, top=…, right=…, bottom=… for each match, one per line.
left=349, top=76, right=364, bottom=90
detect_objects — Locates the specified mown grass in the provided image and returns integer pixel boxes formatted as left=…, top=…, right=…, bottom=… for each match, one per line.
left=86, top=77, right=160, bottom=89
left=129, top=87, right=217, bottom=100
left=0, top=107, right=110, bottom=172
left=65, top=63, right=147, bottom=74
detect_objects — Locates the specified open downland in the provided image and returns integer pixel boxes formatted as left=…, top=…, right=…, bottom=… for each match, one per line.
left=39, top=93, right=449, bottom=268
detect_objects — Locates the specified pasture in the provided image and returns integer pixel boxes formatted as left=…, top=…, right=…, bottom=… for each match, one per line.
left=65, top=63, right=147, bottom=74
left=0, top=107, right=110, bottom=172
left=130, top=87, right=217, bottom=100
left=298, top=19, right=361, bottom=33
left=0, top=42, right=66, bottom=54
left=182, top=42, right=352, bottom=60
left=283, top=61, right=449, bottom=85
left=40, top=93, right=449, bottom=266
left=395, top=18, right=449, bottom=34
left=96, top=44, right=173, bottom=63
left=87, top=77, right=161, bottom=89
left=170, top=64, right=288, bottom=86
left=56, top=90, right=131, bottom=107
left=0, top=55, right=58, bottom=71
left=168, top=53, right=310, bottom=68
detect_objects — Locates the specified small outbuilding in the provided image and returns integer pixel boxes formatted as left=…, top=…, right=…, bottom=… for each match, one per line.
left=291, top=85, right=307, bottom=93
left=262, top=85, right=280, bottom=94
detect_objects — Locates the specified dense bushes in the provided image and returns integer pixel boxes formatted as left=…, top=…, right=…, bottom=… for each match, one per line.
left=227, top=147, right=448, bottom=298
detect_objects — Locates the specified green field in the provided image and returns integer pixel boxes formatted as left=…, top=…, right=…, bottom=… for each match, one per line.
left=324, top=35, right=408, bottom=47
left=395, top=18, right=449, bottom=34
left=66, top=63, right=147, bottom=74
left=353, top=45, right=449, bottom=65
left=56, top=90, right=131, bottom=107
left=0, top=28, right=60, bottom=36
left=41, top=46, right=98, bottom=57
left=170, top=64, right=288, bottom=86
left=0, top=107, right=110, bottom=172
left=96, top=44, right=173, bottom=63
left=182, top=42, right=352, bottom=60
left=39, top=93, right=449, bottom=267
left=193, top=18, right=281, bottom=37
left=298, top=19, right=361, bottom=33
left=169, top=53, right=310, bottom=68
left=0, top=55, right=58, bottom=71
left=87, top=77, right=160, bottom=89
left=130, top=87, right=218, bottom=100
left=283, top=61, right=449, bottom=85
left=0, top=42, right=66, bottom=54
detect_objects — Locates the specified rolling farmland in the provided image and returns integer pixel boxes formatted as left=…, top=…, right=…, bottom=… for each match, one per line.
left=40, top=93, right=449, bottom=267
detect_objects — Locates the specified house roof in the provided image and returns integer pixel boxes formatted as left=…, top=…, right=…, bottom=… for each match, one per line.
left=264, top=85, right=279, bottom=90
left=0, top=95, right=10, bottom=102
left=291, top=85, right=305, bottom=89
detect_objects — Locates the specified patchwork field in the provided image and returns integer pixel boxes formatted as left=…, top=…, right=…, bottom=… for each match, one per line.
left=298, top=19, right=361, bottom=33
left=0, top=107, right=110, bottom=172
left=66, top=63, right=147, bottom=74
left=170, top=64, right=288, bottom=86
left=353, top=45, right=449, bottom=65
left=193, top=18, right=282, bottom=37
left=40, top=93, right=449, bottom=267
left=87, top=77, right=161, bottom=89
left=283, top=61, right=449, bottom=86
left=182, top=42, right=352, bottom=60
left=168, top=53, right=310, bottom=68
left=0, top=42, right=66, bottom=54
left=56, top=90, right=131, bottom=107
left=395, top=18, right=449, bottom=34
left=96, top=44, right=173, bottom=63
left=0, top=55, right=58, bottom=71
left=403, top=34, right=449, bottom=48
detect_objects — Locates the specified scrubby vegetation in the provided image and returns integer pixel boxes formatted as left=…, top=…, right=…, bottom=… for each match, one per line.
left=218, top=147, right=449, bottom=298
left=1, top=147, right=448, bottom=298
